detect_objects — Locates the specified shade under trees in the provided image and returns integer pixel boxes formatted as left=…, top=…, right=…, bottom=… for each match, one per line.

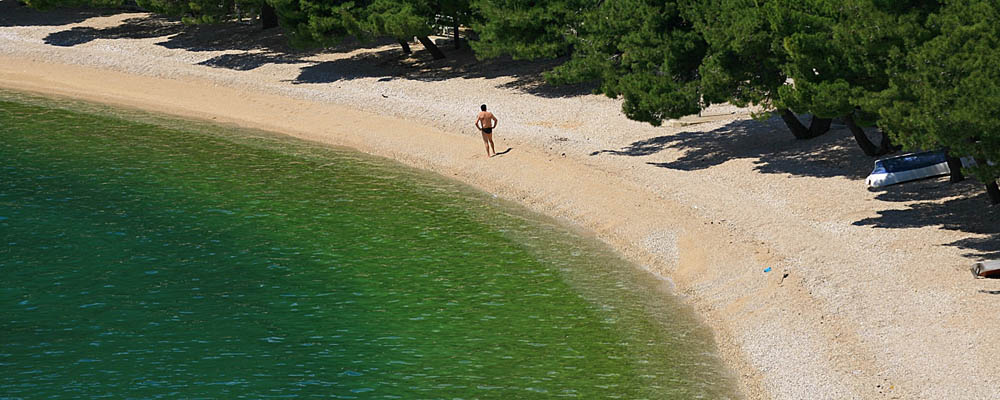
left=365, top=0, right=471, bottom=58
left=26, top=0, right=462, bottom=57
left=273, top=0, right=462, bottom=58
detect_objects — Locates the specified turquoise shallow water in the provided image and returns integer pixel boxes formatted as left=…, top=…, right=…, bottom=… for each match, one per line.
left=0, top=91, right=736, bottom=399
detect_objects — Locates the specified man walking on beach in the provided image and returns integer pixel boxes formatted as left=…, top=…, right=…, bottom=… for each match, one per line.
left=475, top=104, right=498, bottom=157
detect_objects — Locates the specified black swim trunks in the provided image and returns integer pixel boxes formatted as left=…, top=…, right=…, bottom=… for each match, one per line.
left=481, top=127, right=493, bottom=134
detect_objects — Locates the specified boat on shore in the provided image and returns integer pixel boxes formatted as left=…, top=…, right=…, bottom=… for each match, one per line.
left=866, top=150, right=974, bottom=188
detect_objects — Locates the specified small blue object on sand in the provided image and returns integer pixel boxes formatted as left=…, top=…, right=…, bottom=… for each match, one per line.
left=763, top=267, right=771, bottom=273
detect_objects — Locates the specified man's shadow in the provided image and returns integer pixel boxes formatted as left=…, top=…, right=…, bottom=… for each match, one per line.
left=494, top=148, right=512, bottom=156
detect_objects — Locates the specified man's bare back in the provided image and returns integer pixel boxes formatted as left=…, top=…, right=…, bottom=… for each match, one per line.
left=476, top=111, right=496, bottom=130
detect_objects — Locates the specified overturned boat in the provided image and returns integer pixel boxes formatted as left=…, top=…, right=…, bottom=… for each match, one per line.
left=866, top=151, right=973, bottom=188
left=972, top=260, right=1000, bottom=278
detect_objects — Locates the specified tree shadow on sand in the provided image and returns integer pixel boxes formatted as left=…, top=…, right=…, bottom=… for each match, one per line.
left=592, top=116, right=874, bottom=179
left=33, top=6, right=593, bottom=97
left=43, top=16, right=183, bottom=46
left=40, top=13, right=315, bottom=70
left=591, top=115, right=999, bottom=257
left=292, top=39, right=597, bottom=99
left=855, top=178, right=1000, bottom=259
left=158, top=20, right=321, bottom=70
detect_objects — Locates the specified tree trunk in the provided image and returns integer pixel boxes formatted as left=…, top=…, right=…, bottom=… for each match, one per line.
left=398, top=40, right=411, bottom=54
left=454, top=20, right=460, bottom=49
left=986, top=179, right=1000, bottom=205
left=417, top=36, right=446, bottom=59
left=260, top=1, right=278, bottom=30
left=973, top=156, right=1000, bottom=204
left=844, top=113, right=887, bottom=156
left=945, top=149, right=965, bottom=182
left=877, top=130, right=893, bottom=154
left=778, top=109, right=830, bottom=140
left=809, top=116, right=832, bottom=138
left=878, top=129, right=902, bottom=154
left=778, top=109, right=809, bottom=138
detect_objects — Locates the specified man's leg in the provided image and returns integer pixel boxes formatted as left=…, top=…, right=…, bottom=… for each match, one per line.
left=487, top=135, right=496, bottom=156
left=482, top=132, right=491, bottom=157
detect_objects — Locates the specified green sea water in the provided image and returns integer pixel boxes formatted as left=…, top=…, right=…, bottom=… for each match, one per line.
left=0, top=90, right=737, bottom=399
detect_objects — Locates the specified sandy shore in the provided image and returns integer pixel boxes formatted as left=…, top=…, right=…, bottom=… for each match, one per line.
left=3, top=3, right=1000, bottom=398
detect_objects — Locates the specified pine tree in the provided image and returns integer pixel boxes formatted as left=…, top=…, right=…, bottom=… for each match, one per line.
left=878, top=0, right=1000, bottom=203
left=268, top=0, right=372, bottom=48
left=469, top=0, right=595, bottom=60
left=366, top=0, right=471, bottom=59
left=545, top=0, right=705, bottom=125
left=778, top=0, right=939, bottom=155
left=690, top=0, right=833, bottom=139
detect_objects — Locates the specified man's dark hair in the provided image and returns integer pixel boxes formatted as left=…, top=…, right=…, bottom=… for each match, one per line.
left=481, top=104, right=487, bottom=111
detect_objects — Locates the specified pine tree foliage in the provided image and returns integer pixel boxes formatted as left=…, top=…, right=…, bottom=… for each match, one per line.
left=367, top=0, right=433, bottom=39
left=268, top=0, right=371, bottom=47
left=879, top=0, right=1000, bottom=183
left=274, top=0, right=465, bottom=56
left=687, top=0, right=834, bottom=139
left=133, top=0, right=264, bottom=24
left=688, top=0, right=785, bottom=110
left=779, top=0, right=940, bottom=116
left=546, top=0, right=705, bottom=125
left=365, top=0, right=472, bottom=56
left=776, top=0, right=940, bottom=154
left=469, top=0, right=594, bottom=60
